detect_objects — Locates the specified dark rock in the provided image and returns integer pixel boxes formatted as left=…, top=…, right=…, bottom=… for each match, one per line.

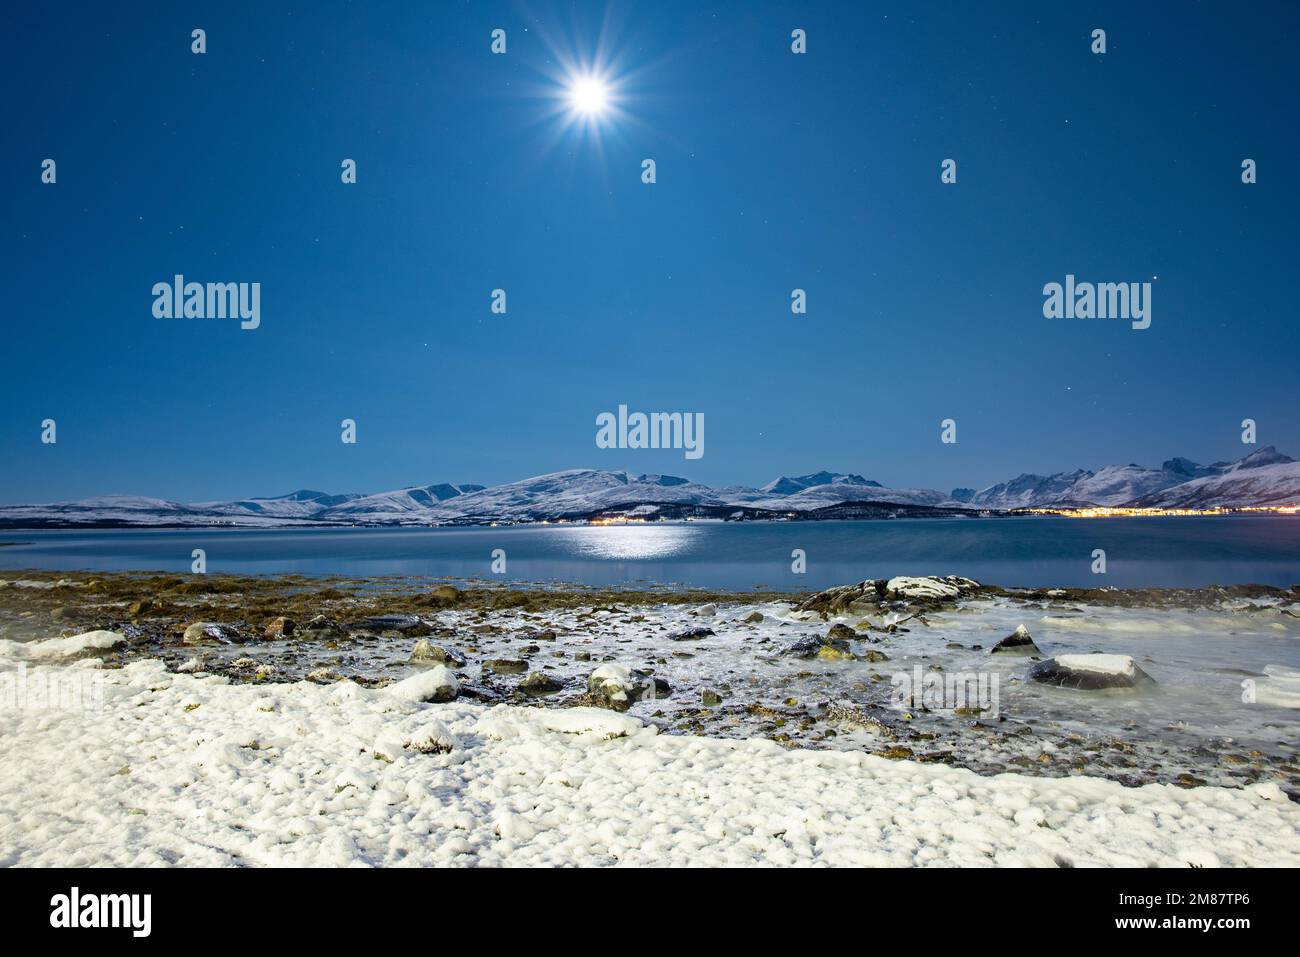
left=786, top=635, right=856, bottom=661
left=990, top=625, right=1041, bottom=656
left=484, top=658, right=528, bottom=675
left=355, top=614, right=432, bottom=636
left=670, top=627, right=715, bottom=641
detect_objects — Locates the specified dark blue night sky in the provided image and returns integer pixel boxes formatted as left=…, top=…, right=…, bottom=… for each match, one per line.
left=3, top=1, right=1297, bottom=503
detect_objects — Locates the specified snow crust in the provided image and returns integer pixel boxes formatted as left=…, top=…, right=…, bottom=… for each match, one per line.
left=1053, top=653, right=1139, bottom=677
left=2, top=657, right=1298, bottom=867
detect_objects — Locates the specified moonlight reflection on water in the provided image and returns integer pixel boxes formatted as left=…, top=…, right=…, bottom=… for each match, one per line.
left=559, top=524, right=702, bottom=561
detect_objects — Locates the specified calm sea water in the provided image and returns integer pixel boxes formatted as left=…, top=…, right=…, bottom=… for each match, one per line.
left=1, top=517, right=1298, bottom=590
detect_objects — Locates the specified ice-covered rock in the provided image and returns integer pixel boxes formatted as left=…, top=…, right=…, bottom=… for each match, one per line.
left=404, top=720, right=459, bottom=754
left=388, top=665, right=459, bottom=703
left=1028, top=654, right=1154, bottom=690
left=885, top=576, right=978, bottom=600
left=587, top=664, right=653, bottom=712
left=797, top=576, right=983, bottom=615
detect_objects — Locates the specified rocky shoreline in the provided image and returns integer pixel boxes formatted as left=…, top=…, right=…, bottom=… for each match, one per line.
left=3, top=570, right=1298, bottom=796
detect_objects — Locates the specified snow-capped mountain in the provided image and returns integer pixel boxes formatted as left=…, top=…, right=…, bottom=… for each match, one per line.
left=1128, top=448, right=1300, bottom=508
left=961, top=449, right=1297, bottom=509
left=1, top=451, right=1295, bottom=528
left=195, top=489, right=366, bottom=521
left=960, top=470, right=1093, bottom=509
left=961, top=457, right=1235, bottom=509
left=760, top=472, right=881, bottom=495
left=316, top=484, right=485, bottom=522
left=408, top=470, right=725, bottom=523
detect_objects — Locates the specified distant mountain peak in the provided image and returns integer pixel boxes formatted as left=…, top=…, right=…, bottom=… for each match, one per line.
left=761, top=471, right=882, bottom=495
left=1161, top=457, right=1207, bottom=478
left=1234, top=446, right=1294, bottom=470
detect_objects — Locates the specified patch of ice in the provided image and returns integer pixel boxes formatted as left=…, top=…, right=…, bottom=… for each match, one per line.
left=0, top=630, right=125, bottom=661
left=1255, top=665, right=1300, bottom=709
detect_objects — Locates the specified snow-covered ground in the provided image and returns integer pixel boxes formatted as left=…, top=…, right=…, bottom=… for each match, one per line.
left=2, top=653, right=1298, bottom=867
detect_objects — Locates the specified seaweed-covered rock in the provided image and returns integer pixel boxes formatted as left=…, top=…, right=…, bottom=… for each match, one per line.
left=303, top=614, right=348, bottom=638
left=182, top=622, right=244, bottom=645
left=484, top=658, right=528, bottom=675
left=129, top=598, right=164, bottom=618
left=263, top=616, right=296, bottom=639
left=429, top=584, right=461, bottom=606
left=410, top=640, right=465, bottom=667
left=990, top=625, right=1041, bottom=656
left=1028, top=654, right=1154, bottom=690
left=519, top=671, right=564, bottom=696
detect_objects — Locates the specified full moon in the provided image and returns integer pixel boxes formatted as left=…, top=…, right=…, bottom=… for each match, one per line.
left=567, top=74, right=610, bottom=116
